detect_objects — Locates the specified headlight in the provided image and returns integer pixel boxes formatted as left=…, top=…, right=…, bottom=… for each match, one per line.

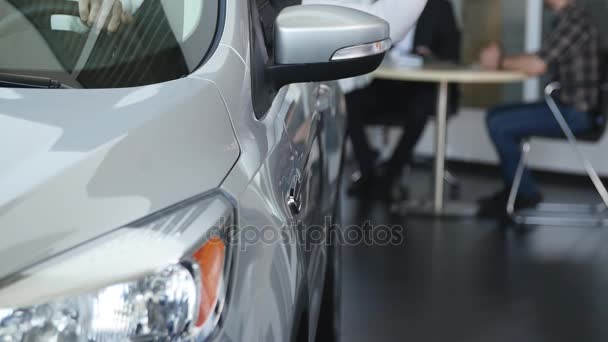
left=0, top=193, right=235, bottom=342
left=0, top=264, right=197, bottom=341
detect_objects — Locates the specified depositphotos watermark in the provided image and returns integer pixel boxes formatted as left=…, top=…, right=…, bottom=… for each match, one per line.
left=207, top=217, right=405, bottom=251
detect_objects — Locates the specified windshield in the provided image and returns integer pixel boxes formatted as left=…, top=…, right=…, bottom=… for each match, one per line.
left=0, top=0, right=219, bottom=88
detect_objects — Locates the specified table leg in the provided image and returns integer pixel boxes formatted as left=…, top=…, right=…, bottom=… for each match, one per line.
left=433, top=81, right=449, bottom=215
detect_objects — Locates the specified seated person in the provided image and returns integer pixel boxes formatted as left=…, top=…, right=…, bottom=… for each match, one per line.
left=74, top=0, right=142, bottom=32
left=345, top=0, right=461, bottom=199
left=477, top=0, right=600, bottom=218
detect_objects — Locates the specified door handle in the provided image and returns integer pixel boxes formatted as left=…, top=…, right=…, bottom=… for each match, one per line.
left=288, top=113, right=320, bottom=216
left=287, top=86, right=327, bottom=216
left=287, top=170, right=303, bottom=215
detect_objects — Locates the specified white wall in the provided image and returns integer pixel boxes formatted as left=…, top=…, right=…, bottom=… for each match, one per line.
left=523, top=0, right=542, bottom=101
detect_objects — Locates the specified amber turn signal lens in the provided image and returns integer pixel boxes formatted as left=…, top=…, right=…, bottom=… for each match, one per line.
left=192, top=237, right=226, bottom=327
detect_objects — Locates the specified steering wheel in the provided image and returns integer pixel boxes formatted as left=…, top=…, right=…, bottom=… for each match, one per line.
left=0, top=0, right=80, bottom=33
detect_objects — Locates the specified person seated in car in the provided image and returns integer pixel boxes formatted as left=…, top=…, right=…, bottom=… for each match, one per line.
left=74, top=0, right=142, bottom=32
left=342, top=0, right=460, bottom=200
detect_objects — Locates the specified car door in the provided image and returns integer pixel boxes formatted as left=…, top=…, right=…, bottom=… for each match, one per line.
left=282, top=81, right=331, bottom=337
left=316, top=81, right=347, bottom=217
left=247, top=0, right=353, bottom=338
left=248, top=0, right=327, bottom=338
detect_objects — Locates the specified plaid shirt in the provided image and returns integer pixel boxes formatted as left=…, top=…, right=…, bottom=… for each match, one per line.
left=538, top=3, right=600, bottom=113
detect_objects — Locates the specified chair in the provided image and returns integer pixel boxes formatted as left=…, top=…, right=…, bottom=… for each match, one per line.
left=507, top=78, right=608, bottom=226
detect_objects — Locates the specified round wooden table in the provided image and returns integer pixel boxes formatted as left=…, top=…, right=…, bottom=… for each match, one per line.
left=373, top=62, right=528, bottom=216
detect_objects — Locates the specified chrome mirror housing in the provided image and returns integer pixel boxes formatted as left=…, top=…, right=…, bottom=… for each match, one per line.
left=269, top=5, right=391, bottom=86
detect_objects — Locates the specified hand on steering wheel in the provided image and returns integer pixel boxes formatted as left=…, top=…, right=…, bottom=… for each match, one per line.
left=78, top=0, right=133, bottom=33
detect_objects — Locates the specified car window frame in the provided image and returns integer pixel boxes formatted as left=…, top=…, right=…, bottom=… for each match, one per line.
left=249, top=0, right=301, bottom=119
left=191, top=0, right=226, bottom=72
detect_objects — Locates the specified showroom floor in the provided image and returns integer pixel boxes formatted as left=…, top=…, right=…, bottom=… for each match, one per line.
left=339, top=163, right=608, bottom=342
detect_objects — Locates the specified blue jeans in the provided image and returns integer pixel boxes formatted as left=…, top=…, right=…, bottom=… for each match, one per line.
left=486, top=102, right=592, bottom=197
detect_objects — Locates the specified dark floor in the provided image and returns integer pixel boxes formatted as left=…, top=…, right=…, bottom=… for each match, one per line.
left=340, top=163, right=608, bottom=342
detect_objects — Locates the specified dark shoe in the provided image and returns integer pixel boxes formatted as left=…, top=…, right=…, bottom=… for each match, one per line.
left=476, top=188, right=510, bottom=218
left=514, top=192, right=543, bottom=211
left=376, top=178, right=409, bottom=202
left=347, top=171, right=374, bottom=197
left=477, top=188, right=509, bottom=204
left=347, top=150, right=381, bottom=198
left=376, top=162, right=408, bottom=202
left=477, top=189, right=542, bottom=218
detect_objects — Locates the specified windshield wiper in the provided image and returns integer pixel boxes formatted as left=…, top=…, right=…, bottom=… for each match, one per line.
left=0, top=73, right=70, bottom=89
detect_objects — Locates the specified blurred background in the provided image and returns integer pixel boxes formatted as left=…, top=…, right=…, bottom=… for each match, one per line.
left=340, top=1, right=608, bottom=341
left=376, top=0, right=608, bottom=176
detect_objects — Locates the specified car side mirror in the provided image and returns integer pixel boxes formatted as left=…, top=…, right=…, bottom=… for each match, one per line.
left=268, top=5, right=391, bottom=87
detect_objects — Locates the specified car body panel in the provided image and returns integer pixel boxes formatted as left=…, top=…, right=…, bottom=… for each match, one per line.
left=206, top=46, right=301, bottom=341
left=282, top=82, right=327, bottom=339
left=0, top=77, right=239, bottom=281
left=202, top=2, right=347, bottom=338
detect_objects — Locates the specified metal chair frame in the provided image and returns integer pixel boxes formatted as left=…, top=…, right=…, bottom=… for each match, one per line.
left=507, top=82, right=608, bottom=226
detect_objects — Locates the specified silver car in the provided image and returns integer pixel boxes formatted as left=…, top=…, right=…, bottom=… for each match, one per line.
left=0, top=0, right=390, bottom=341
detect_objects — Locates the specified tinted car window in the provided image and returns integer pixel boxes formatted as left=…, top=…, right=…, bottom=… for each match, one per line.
left=0, top=0, right=219, bottom=88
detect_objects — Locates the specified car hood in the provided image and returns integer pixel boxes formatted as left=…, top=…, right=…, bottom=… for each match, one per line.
left=0, top=78, right=239, bottom=281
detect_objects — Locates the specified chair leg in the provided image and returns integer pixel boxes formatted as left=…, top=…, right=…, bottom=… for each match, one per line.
left=444, top=169, right=459, bottom=186
left=544, top=83, right=608, bottom=210
left=508, top=84, right=608, bottom=227
left=507, top=141, right=531, bottom=216
left=443, top=168, right=461, bottom=200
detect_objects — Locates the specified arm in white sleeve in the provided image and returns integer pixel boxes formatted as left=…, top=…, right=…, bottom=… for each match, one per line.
left=120, top=0, right=144, bottom=14
left=301, top=0, right=427, bottom=43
